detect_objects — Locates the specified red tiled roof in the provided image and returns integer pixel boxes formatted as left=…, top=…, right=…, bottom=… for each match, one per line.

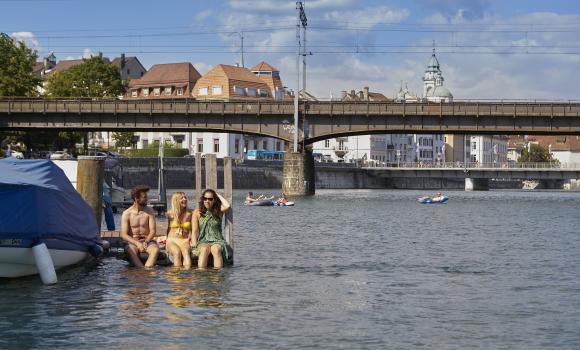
left=215, top=64, right=267, bottom=84
left=129, top=62, right=200, bottom=87
left=250, top=61, right=279, bottom=72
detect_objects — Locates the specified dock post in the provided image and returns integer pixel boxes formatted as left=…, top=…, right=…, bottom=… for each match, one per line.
left=77, top=156, right=105, bottom=230
left=224, top=157, right=234, bottom=250
left=205, top=154, right=217, bottom=190
left=195, top=153, right=202, bottom=205
left=282, top=150, right=315, bottom=196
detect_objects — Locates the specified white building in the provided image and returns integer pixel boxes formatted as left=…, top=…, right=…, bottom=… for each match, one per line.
left=469, top=136, right=508, bottom=164
left=423, top=48, right=453, bottom=103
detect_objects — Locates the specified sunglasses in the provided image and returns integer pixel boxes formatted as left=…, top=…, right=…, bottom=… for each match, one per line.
left=203, top=197, right=215, bottom=202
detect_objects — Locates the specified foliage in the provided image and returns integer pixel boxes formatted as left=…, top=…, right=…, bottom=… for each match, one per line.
left=518, top=143, right=559, bottom=164
left=0, top=33, right=41, bottom=97
left=120, top=142, right=189, bottom=157
left=112, top=132, right=136, bottom=148
left=45, top=56, right=123, bottom=98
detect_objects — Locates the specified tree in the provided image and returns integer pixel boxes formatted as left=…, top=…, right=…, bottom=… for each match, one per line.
left=518, top=143, right=559, bottom=164
left=112, top=132, right=136, bottom=149
left=44, top=56, right=124, bottom=155
left=45, top=56, right=123, bottom=98
left=0, top=33, right=41, bottom=96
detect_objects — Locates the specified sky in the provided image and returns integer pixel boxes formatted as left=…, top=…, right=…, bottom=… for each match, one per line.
left=2, top=0, right=580, bottom=100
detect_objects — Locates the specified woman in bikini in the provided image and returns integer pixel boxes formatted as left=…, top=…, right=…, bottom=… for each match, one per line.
left=166, top=192, right=193, bottom=268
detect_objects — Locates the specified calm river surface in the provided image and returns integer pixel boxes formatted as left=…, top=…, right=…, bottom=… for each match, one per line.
left=1, top=189, right=580, bottom=349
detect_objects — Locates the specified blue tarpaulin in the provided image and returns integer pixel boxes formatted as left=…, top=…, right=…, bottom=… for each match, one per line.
left=0, top=158, right=100, bottom=248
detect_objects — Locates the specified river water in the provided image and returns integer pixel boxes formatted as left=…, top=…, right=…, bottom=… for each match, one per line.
left=1, top=189, right=580, bottom=349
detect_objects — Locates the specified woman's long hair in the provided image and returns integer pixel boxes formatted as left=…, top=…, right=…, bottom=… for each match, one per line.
left=198, top=189, right=222, bottom=218
left=170, top=191, right=187, bottom=220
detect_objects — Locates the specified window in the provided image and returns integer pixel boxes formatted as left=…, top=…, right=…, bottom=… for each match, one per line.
left=142, top=139, right=148, bottom=148
left=177, top=87, right=184, bottom=96
left=165, top=86, right=172, bottom=96
left=212, top=86, right=222, bottom=95
left=213, top=139, right=220, bottom=153
left=244, top=140, right=249, bottom=153
left=142, top=88, right=149, bottom=97
left=131, top=90, right=138, bottom=97
left=153, top=87, right=161, bottom=96
left=196, top=139, right=203, bottom=153
left=324, top=140, right=330, bottom=148
left=262, top=140, right=267, bottom=149
left=259, top=89, right=269, bottom=97
left=246, top=87, right=257, bottom=97
left=276, top=141, right=281, bottom=151
left=235, top=139, right=240, bottom=153
left=233, top=86, right=244, bottom=96
left=198, top=87, right=208, bottom=96
left=127, top=69, right=130, bottom=75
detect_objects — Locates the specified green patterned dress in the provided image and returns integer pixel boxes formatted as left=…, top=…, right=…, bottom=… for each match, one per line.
left=192, top=211, right=233, bottom=265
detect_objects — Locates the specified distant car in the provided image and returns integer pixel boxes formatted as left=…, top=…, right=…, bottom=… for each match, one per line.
left=50, top=151, right=72, bottom=160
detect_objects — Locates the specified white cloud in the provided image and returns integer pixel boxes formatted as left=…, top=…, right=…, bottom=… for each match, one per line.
left=193, top=62, right=212, bottom=74
left=10, top=31, right=40, bottom=50
left=195, top=9, right=213, bottom=21
left=228, top=0, right=354, bottom=12
left=323, top=6, right=410, bottom=28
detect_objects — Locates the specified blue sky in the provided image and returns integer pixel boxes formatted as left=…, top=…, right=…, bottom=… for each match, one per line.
left=3, top=0, right=580, bottom=100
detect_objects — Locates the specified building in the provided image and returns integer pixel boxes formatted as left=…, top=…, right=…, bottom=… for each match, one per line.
left=110, top=54, right=147, bottom=85
left=444, top=134, right=470, bottom=163
left=127, top=62, right=200, bottom=99
left=469, top=136, right=508, bottom=164
left=192, top=64, right=272, bottom=100
left=129, top=62, right=201, bottom=151
left=423, top=48, right=453, bottom=103
left=311, top=87, right=399, bottom=163
left=251, top=61, right=285, bottom=100
left=516, top=135, right=580, bottom=165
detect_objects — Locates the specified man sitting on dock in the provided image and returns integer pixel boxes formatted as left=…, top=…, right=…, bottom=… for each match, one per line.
left=121, top=185, right=160, bottom=268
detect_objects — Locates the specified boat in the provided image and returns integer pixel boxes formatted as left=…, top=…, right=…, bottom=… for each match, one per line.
left=272, top=200, right=295, bottom=206
left=417, top=196, right=449, bottom=204
left=244, top=198, right=275, bottom=206
left=0, top=158, right=103, bottom=284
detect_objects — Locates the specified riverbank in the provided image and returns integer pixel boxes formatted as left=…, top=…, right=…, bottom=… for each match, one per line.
left=106, top=157, right=576, bottom=190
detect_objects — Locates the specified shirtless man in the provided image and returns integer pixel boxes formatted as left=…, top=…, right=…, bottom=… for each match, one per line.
left=121, top=185, right=160, bottom=268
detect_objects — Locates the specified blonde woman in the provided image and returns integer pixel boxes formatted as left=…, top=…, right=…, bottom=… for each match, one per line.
left=166, top=192, right=193, bottom=268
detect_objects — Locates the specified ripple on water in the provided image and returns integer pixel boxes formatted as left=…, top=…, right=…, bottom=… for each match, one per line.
left=1, top=189, right=580, bottom=349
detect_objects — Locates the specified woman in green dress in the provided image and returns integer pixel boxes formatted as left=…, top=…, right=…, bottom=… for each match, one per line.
left=192, top=189, right=232, bottom=269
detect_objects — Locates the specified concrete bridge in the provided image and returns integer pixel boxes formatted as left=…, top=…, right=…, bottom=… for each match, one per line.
left=363, top=162, right=580, bottom=190
left=3, top=98, right=580, bottom=194
left=2, top=99, right=580, bottom=143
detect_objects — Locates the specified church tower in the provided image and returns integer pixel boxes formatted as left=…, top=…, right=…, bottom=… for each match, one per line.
left=422, top=46, right=453, bottom=102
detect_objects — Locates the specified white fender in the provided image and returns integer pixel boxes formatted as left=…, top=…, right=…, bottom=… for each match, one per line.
left=32, top=243, right=58, bottom=285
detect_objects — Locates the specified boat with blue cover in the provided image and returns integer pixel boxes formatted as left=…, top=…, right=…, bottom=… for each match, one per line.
left=0, top=158, right=103, bottom=283
left=417, top=195, right=449, bottom=204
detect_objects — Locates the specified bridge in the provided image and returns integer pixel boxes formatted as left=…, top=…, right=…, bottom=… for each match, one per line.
left=3, top=98, right=580, bottom=194
left=2, top=99, right=580, bottom=144
left=363, top=162, right=580, bottom=190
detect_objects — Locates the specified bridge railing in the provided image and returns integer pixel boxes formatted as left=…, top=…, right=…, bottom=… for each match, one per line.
left=362, top=161, right=580, bottom=169
left=2, top=98, right=580, bottom=117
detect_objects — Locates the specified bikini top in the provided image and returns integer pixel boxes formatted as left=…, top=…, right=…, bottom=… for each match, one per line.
left=169, top=221, right=192, bottom=230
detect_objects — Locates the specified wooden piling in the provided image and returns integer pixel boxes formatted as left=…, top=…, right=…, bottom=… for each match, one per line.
left=223, top=157, right=234, bottom=250
left=195, top=153, right=202, bottom=206
left=77, top=156, right=105, bottom=230
left=205, top=154, right=217, bottom=190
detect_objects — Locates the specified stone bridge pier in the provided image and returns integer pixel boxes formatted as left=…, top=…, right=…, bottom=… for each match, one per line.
left=282, top=151, right=315, bottom=196
left=465, top=178, right=490, bottom=191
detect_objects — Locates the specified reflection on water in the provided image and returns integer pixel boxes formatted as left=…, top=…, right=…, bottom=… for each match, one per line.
left=164, top=269, right=228, bottom=310
left=1, top=189, right=580, bottom=349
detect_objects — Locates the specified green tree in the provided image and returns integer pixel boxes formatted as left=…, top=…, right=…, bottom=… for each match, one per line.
left=518, top=143, right=559, bottom=164
left=112, top=132, right=136, bottom=148
left=45, top=56, right=123, bottom=98
left=0, top=33, right=41, bottom=96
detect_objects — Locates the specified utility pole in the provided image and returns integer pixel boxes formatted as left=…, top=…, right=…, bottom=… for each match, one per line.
left=240, top=31, right=245, bottom=67
left=294, top=1, right=307, bottom=153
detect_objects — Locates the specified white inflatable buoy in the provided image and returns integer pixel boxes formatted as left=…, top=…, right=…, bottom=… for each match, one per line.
left=32, top=243, right=58, bottom=285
